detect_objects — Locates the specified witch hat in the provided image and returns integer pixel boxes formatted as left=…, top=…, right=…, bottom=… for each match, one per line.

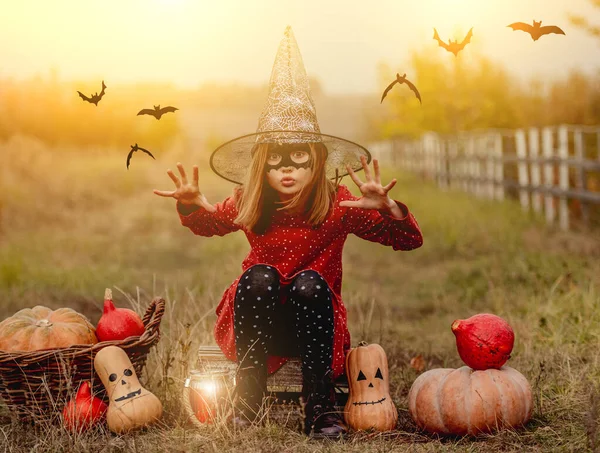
left=210, top=26, right=370, bottom=184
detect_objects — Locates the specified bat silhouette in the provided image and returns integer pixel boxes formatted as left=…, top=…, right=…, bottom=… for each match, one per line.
left=137, top=105, right=179, bottom=120
left=507, top=20, right=565, bottom=41
left=380, top=73, right=422, bottom=104
left=433, top=28, right=474, bottom=56
left=126, top=143, right=155, bottom=169
left=77, top=81, right=107, bottom=106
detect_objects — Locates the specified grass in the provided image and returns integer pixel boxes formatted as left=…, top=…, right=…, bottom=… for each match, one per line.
left=0, top=135, right=599, bottom=452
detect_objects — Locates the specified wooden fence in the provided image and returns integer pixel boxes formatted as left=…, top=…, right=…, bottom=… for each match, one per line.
left=369, top=125, right=600, bottom=230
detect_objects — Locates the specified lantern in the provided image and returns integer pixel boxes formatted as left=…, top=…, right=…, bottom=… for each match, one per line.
left=184, top=370, right=232, bottom=424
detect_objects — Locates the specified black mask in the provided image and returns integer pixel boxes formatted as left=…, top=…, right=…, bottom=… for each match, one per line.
left=265, top=147, right=312, bottom=172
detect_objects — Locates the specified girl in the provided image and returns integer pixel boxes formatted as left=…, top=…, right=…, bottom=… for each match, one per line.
left=153, top=27, right=423, bottom=438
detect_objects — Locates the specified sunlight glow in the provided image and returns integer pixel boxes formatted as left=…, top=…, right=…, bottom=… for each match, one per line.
left=0, top=0, right=595, bottom=94
left=155, top=0, right=186, bottom=5
left=418, top=0, right=497, bottom=39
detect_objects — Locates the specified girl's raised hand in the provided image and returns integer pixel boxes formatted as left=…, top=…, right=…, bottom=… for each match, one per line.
left=153, top=162, right=216, bottom=213
left=339, top=156, right=398, bottom=211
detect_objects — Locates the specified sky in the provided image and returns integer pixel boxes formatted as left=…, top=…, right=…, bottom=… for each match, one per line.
left=2, top=0, right=600, bottom=94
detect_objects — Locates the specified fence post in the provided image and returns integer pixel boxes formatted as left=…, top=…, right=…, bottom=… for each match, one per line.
left=494, top=133, right=504, bottom=201
left=477, top=135, right=487, bottom=198
left=437, top=137, right=448, bottom=189
left=465, top=135, right=474, bottom=195
left=460, top=138, right=468, bottom=192
left=528, top=128, right=542, bottom=213
left=515, top=129, right=530, bottom=211
left=424, top=133, right=435, bottom=180
left=417, top=139, right=424, bottom=175
left=420, top=136, right=427, bottom=177
left=397, top=139, right=406, bottom=170
left=452, top=138, right=459, bottom=191
left=542, top=127, right=555, bottom=226
left=485, top=134, right=495, bottom=199
left=557, top=125, right=570, bottom=231
left=398, top=138, right=406, bottom=169
left=573, top=127, right=589, bottom=224
left=448, top=138, right=457, bottom=190
left=409, top=140, right=416, bottom=173
left=473, top=135, right=484, bottom=197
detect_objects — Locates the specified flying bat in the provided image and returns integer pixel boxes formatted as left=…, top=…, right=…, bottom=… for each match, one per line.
left=380, top=73, right=422, bottom=104
left=77, top=81, right=107, bottom=106
left=433, top=28, right=474, bottom=56
left=137, top=105, right=179, bottom=120
left=127, top=143, right=155, bottom=169
left=507, top=20, right=565, bottom=41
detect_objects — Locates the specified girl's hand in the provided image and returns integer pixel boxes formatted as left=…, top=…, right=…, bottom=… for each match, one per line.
left=339, top=156, right=399, bottom=212
left=153, top=162, right=216, bottom=213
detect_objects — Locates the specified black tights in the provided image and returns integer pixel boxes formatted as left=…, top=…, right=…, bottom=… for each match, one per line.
left=233, top=265, right=334, bottom=392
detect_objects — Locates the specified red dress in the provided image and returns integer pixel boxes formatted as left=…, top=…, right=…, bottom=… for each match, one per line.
left=178, top=184, right=423, bottom=378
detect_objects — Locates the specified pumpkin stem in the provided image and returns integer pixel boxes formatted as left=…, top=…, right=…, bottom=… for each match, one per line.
left=358, top=341, right=369, bottom=347
left=103, top=288, right=115, bottom=315
left=35, top=319, right=53, bottom=328
left=77, top=382, right=92, bottom=401
left=102, top=299, right=116, bottom=315
left=451, top=320, right=462, bottom=332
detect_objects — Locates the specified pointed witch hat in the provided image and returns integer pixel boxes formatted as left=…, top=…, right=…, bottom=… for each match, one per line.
left=209, top=26, right=371, bottom=184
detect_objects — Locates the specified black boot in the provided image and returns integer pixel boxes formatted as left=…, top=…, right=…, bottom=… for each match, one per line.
left=232, top=367, right=267, bottom=428
left=303, top=372, right=347, bottom=439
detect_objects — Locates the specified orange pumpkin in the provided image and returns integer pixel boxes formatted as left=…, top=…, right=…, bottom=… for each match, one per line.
left=408, top=366, right=533, bottom=436
left=0, top=306, right=97, bottom=352
left=344, top=342, right=398, bottom=431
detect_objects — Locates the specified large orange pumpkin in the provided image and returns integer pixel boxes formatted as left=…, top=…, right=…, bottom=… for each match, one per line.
left=0, top=306, right=97, bottom=351
left=408, top=366, right=532, bottom=436
left=344, top=342, right=398, bottom=431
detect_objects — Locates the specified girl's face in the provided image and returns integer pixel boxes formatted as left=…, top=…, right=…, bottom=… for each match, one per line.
left=265, top=145, right=313, bottom=200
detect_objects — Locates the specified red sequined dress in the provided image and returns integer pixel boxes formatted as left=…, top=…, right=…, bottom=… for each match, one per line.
left=178, top=185, right=423, bottom=378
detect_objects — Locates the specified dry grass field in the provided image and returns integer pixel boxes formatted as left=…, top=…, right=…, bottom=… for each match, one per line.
left=0, top=135, right=599, bottom=452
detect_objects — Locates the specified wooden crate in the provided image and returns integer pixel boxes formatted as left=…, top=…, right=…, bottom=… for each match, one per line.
left=196, top=345, right=348, bottom=405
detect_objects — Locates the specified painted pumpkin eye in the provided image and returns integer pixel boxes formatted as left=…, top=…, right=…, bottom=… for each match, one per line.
left=124, top=369, right=133, bottom=376
left=109, top=373, right=117, bottom=382
left=357, top=370, right=367, bottom=381
left=375, top=368, right=384, bottom=380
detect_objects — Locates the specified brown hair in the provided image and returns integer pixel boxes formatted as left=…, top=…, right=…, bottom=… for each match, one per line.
left=234, top=142, right=335, bottom=234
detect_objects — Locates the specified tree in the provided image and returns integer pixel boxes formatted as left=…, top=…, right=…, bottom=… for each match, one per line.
left=568, top=1, right=600, bottom=38
left=374, top=45, right=523, bottom=139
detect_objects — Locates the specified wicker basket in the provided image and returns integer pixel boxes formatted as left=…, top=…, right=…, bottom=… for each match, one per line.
left=0, top=297, right=165, bottom=425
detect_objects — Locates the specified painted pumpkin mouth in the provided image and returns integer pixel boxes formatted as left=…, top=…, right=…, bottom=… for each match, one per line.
left=352, top=397, right=386, bottom=406
left=115, top=388, right=142, bottom=402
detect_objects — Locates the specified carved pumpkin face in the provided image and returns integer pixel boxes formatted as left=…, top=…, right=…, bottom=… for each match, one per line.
left=94, top=346, right=163, bottom=433
left=107, top=367, right=142, bottom=403
left=348, top=346, right=389, bottom=405
left=354, top=366, right=386, bottom=404
left=344, top=342, right=397, bottom=431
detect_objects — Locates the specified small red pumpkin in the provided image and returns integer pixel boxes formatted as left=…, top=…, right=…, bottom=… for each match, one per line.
left=63, top=381, right=108, bottom=432
left=96, top=289, right=145, bottom=342
left=451, top=313, right=514, bottom=370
